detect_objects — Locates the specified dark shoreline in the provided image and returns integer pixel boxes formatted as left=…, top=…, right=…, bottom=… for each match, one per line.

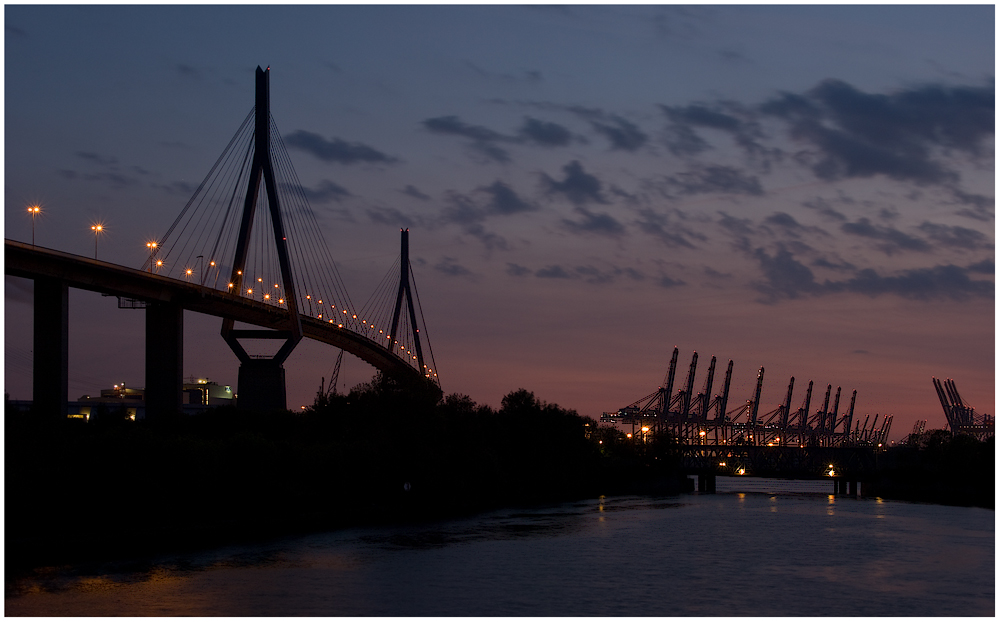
left=6, top=385, right=992, bottom=577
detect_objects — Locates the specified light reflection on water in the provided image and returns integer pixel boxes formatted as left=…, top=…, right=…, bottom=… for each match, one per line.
left=5, top=483, right=994, bottom=616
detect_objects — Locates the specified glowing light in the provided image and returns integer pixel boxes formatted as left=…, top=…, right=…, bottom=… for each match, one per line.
left=278, top=298, right=284, bottom=304
left=247, top=288, right=253, bottom=295
left=264, top=294, right=270, bottom=300
left=228, top=283, right=234, bottom=289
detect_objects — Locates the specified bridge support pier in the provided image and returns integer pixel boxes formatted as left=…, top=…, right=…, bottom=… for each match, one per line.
left=697, top=473, right=716, bottom=493
left=145, top=302, right=184, bottom=419
left=237, top=359, right=287, bottom=412
left=849, top=480, right=857, bottom=496
left=33, top=277, right=69, bottom=420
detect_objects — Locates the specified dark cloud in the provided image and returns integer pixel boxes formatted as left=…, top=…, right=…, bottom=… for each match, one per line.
left=660, top=102, right=773, bottom=164
left=152, top=180, right=198, bottom=196
left=657, top=275, right=685, bottom=288
left=506, top=263, right=531, bottom=277
left=561, top=206, right=625, bottom=237
left=949, top=188, right=994, bottom=222
left=801, top=196, right=848, bottom=221
left=634, top=208, right=706, bottom=249
left=536, top=265, right=572, bottom=279
left=590, top=115, right=648, bottom=151
left=462, top=223, right=509, bottom=251
left=967, top=258, right=994, bottom=274
left=400, top=185, right=431, bottom=201
left=518, top=117, right=574, bottom=147
left=843, top=264, right=993, bottom=301
left=282, top=180, right=352, bottom=204
left=434, top=256, right=474, bottom=278
left=541, top=160, right=608, bottom=205
left=58, top=169, right=137, bottom=189
left=841, top=218, right=931, bottom=254
left=761, top=79, right=994, bottom=185
left=666, top=165, right=763, bottom=196
left=365, top=206, right=415, bottom=228
left=917, top=221, right=992, bottom=251
left=285, top=130, right=397, bottom=165
left=481, top=180, right=538, bottom=216
left=75, top=151, right=119, bottom=167
left=5, top=24, right=27, bottom=37
left=175, top=64, right=201, bottom=79
left=423, top=115, right=506, bottom=142
left=752, top=246, right=992, bottom=303
left=464, top=62, right=543, bottom=86
left=752, top=246, right=822, bottom=301
left=761, top=211, right=828, bottom=240
left=423, top=115, right=513, bottom=164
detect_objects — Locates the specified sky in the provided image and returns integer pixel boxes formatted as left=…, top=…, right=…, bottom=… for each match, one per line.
left=4, top=4, right=994, bottom=440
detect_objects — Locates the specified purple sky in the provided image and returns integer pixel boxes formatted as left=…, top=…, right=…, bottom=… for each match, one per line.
left=4, top=5, right=994, bottom=439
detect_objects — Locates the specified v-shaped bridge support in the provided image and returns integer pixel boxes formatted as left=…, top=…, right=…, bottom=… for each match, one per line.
left=222, top=66, right=302, bottom=411
left=387, top=229, right=425, bottom=373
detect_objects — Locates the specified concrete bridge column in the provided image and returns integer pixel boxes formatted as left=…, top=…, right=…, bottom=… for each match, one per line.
left=33, top=277, right=69, bottom=420
left=697, top=473, right=716, bottom=492
left=237, top=359, right=287, bottom=412
left=849, top=480, right=858, bottom=496
left=145, top=302, right=183, bottom=419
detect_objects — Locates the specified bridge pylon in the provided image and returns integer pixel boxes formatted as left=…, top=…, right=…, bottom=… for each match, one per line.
left=387, top=228, right=426, bottom=374
left=221, top=66, right=302, bottom=412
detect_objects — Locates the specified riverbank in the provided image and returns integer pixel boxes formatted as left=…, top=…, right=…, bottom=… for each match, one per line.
left=5, top=381, right=689, bottom=574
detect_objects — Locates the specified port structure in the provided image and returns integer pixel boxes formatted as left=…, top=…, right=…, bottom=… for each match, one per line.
left=932, top=377, right=993, bottom=441
left=604, top=347, right=893, bottom=449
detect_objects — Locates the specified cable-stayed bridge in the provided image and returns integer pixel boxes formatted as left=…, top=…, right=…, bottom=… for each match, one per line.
left=6, top=66, right=439, bottom=418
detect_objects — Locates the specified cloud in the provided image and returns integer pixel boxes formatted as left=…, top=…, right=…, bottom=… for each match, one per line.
left=400, top=185, right=431, bottom=201
left=536, top=265, right=573, bottom=279
left=175, top=64, right=202, bottom=79
left=660, top=102, right=773, bottom=164
left=285, top=130, right=397, bottom=165
left=590, top=115, right=648, bottom=151
left=434, top=256, right=475, bottom=278
left=518, top=117, right=574, bottom=147
left=751, top=246, right=993, bottom=303
left=843, top=264, right=993, bottom=301
left=281, top=180, right=352, bottom=204
left=438, top=180, right=537, bottom=249
left=366, top=206, right=415, bottom=228
left=666, top=165, right=763, bottom=196
left=541, top=160, right=608, bottom=205
left=76, top=151, right=119, bottom=167
left=634, top=208, right=706, bottom=249
left=752, top=246, right=822, bottom=301
left=761, top=79, right=994, bottom=185
left=561, top=206, right=626, bottom=237
left=481, top=180, right=539, bottom=216
left=506, top=263, right=532, bottom=277
left=840, top=218, right=931, bottom=254
left=422, top=115, right=512, bottom=163
left=917, top=221, right=992, bottom=251
left=966, top=258, right=993, bottom=274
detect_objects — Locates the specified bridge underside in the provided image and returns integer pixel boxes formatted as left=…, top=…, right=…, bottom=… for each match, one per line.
left=7, top=240, right=429, bottom=417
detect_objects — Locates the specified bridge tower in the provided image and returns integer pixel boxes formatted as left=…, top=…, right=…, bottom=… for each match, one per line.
left=387, top=228, right=426, bottom=373
left=221, top=66, right=303, bottom=411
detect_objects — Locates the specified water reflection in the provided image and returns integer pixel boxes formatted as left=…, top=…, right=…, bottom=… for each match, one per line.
left=6, top=491, right=994, bottom=617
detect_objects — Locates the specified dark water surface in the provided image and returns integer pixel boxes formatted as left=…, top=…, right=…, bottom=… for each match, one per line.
left=6, top=479, right=994, bottom=616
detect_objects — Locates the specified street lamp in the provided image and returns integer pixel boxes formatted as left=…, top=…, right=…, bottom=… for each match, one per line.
left=91, top=223, right=104, bottom=259
left=146, top=241, right=158, bottom=273
left=27, top=205, right=41, bottom=246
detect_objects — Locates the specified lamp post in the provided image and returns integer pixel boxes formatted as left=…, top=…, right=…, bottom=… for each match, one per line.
left=91, top=224, right=104, bottom=259
left=27, top=205, right=40, bottom=246
left=146, top=241, right=158, bottom=273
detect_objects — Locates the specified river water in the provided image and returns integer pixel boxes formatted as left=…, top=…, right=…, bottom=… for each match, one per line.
left=6, top=478, right=993, bottom=616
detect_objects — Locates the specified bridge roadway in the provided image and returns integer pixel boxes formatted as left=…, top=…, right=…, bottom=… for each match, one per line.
left=5, top=240, right=422, bottom=414
left=676, top=443, right=877, bottom=494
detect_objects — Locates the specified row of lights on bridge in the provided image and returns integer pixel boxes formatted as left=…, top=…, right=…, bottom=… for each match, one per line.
left=28, top=205, right=433, bottom=375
